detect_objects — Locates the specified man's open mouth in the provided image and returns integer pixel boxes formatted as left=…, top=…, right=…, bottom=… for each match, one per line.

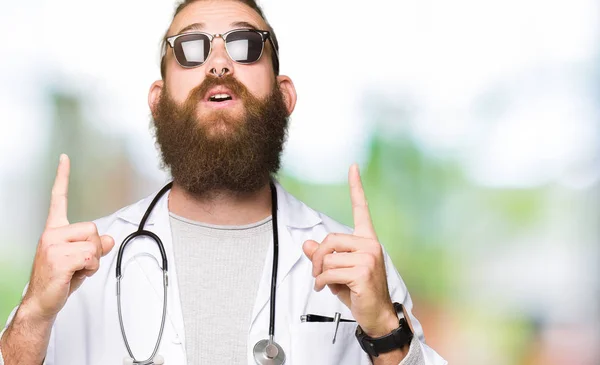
left=208, top=93, right=233, bottom=102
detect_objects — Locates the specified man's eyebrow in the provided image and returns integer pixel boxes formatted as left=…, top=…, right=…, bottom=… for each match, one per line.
left=230, top=21, right=260, bottom=30
left=177, top=22, right=205, bottom=34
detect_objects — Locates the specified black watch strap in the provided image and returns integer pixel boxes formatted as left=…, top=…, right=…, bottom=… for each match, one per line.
left=355, top=302, right=414, bottom=358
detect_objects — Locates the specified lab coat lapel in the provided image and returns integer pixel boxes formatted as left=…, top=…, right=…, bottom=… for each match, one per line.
left=250, top=182, right=322, bottom=328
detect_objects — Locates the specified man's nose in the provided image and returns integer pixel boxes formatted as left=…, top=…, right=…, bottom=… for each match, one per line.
left=205, top=36, right=234, bottom=78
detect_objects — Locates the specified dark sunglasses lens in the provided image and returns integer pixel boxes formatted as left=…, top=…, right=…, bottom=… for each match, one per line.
left=174, top=33, right=211, bottom=67
left=225, top=31, right=264, bottom=63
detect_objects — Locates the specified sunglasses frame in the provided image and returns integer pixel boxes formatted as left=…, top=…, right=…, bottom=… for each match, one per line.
left=166, top=28, right=279, bottom=69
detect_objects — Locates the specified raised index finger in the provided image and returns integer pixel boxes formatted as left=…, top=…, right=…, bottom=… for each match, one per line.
left=349, top=163, right=376, bottom=238
left=46, top=154, right=70, bottom=229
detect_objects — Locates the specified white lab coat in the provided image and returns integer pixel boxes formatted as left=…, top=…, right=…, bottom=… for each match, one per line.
left=1, top=182, right=446, bottom=365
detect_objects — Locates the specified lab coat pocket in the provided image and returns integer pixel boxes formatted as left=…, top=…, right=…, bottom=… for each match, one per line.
left=290, top=322, right=363, bottom=365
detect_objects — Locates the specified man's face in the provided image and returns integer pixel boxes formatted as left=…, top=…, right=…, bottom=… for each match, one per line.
left=149, top=0, right=297, bottom=196
left=163, top=0, right=277, bottom=110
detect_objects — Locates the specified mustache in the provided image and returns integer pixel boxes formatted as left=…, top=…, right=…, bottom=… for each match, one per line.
left=186, top=74, right=251, bottom=106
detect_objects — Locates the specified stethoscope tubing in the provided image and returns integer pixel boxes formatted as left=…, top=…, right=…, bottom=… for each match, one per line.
left=114, top=181, right=282, bottom=364
left=268, top=182, right=279, bottom=340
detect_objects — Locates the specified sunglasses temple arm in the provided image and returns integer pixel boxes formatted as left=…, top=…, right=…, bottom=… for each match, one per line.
left=267, top=38, right=280, bottom=66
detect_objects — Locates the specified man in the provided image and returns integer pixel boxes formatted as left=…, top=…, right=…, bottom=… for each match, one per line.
left=0, top=0, right=446, bottom=364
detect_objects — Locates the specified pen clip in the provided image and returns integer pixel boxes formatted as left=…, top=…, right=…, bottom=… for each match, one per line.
left=332, top=312, right=341, bottom=344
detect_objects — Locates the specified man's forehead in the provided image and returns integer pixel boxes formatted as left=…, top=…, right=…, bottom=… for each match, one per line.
left=168, top=0, right=268, bottom=36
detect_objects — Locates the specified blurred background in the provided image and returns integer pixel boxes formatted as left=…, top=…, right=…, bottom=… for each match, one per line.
left=1, top=0, right=599, bottom=363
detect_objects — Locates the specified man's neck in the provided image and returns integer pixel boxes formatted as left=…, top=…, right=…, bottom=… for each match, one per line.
left=168, top=182, right=273, bottom=226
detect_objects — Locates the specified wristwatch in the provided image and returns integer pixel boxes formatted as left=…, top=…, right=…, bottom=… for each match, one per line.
left=355, top=302, right=414, bottom=358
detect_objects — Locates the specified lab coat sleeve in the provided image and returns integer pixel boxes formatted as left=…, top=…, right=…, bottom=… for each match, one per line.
left=379, top=245, right=448, bottom=365
left=363, top=319, right=442, bottom=365
left=400, top=337, right=426, bottom=365
left=0, top=287, right=56, bottom=365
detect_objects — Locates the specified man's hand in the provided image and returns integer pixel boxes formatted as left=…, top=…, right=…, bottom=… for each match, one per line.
left=0, top=154, right=116, bottom=365
left=302, top=164, right=400, bottom=339
left=22, top=154, right=115, bottom=319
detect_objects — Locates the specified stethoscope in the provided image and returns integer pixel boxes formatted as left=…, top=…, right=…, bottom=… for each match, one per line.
left=115, top=181, right=286, bottom=365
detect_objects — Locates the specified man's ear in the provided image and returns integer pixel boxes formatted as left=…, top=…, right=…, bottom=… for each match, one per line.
left=148, top=80, right=164, bottom=117
left=276, top=75, right=297, bottom=115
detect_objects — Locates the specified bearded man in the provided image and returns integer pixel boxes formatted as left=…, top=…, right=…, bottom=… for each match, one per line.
left=0, top=1, right=446, bottom=364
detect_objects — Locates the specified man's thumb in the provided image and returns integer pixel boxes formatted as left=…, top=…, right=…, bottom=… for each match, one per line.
left=100, top=235, right=115, bottom=257
left=302, top=240, right=319, bottom=261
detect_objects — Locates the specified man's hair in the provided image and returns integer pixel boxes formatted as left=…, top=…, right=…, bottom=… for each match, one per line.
left=159, top=0, right=280, bottom=79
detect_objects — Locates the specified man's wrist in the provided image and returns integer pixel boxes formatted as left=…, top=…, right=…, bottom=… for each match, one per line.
left=17, top=299, right=56, bottom=326
left=7, top=301, right=56, bottom=347
left=362, top=313, right=411, bottom=365
left=364, top=307, right=402, bottom=338
left=356, top=302, right=413, bottom=361
left=1, top=303, right=54, bottom=365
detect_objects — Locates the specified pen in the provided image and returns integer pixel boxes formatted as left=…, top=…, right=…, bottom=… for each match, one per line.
left=300, top=314, right=356, bottom=323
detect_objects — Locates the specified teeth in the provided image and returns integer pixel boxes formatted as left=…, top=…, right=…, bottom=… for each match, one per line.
left=210, top=93, right=231, bottom=101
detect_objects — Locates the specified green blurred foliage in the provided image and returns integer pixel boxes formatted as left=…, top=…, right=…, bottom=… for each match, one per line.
left=281, top=132, right=547, bottom=303
left=0, top=255, right=30, bottom=325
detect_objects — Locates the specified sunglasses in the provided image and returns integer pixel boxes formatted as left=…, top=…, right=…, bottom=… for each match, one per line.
left=166, top=28, right=279, bottom=68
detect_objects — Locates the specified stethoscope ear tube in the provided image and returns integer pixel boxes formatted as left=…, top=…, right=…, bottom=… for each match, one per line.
left=117, top=263, right=168, bottom=364
left=116, top=231, right=169, bottom=363
left=116, top=181, right=173, bottom=278
left=116, top=230, right=168, bottom=277
left=116, top=182, right=172, bottom=364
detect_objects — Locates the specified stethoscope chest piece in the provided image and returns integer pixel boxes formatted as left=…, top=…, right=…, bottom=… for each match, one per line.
left=253, top=339, right=286, bottom=365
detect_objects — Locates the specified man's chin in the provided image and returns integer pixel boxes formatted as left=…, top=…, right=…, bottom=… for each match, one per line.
left=193, top=111, right=245, bottom=138
left=204, top=119, right=239, bottom=137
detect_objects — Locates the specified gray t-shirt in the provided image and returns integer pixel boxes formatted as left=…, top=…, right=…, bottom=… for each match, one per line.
left=169, top=212, right=272, bottom=364
left=169, top=212, right=424, bottom=365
